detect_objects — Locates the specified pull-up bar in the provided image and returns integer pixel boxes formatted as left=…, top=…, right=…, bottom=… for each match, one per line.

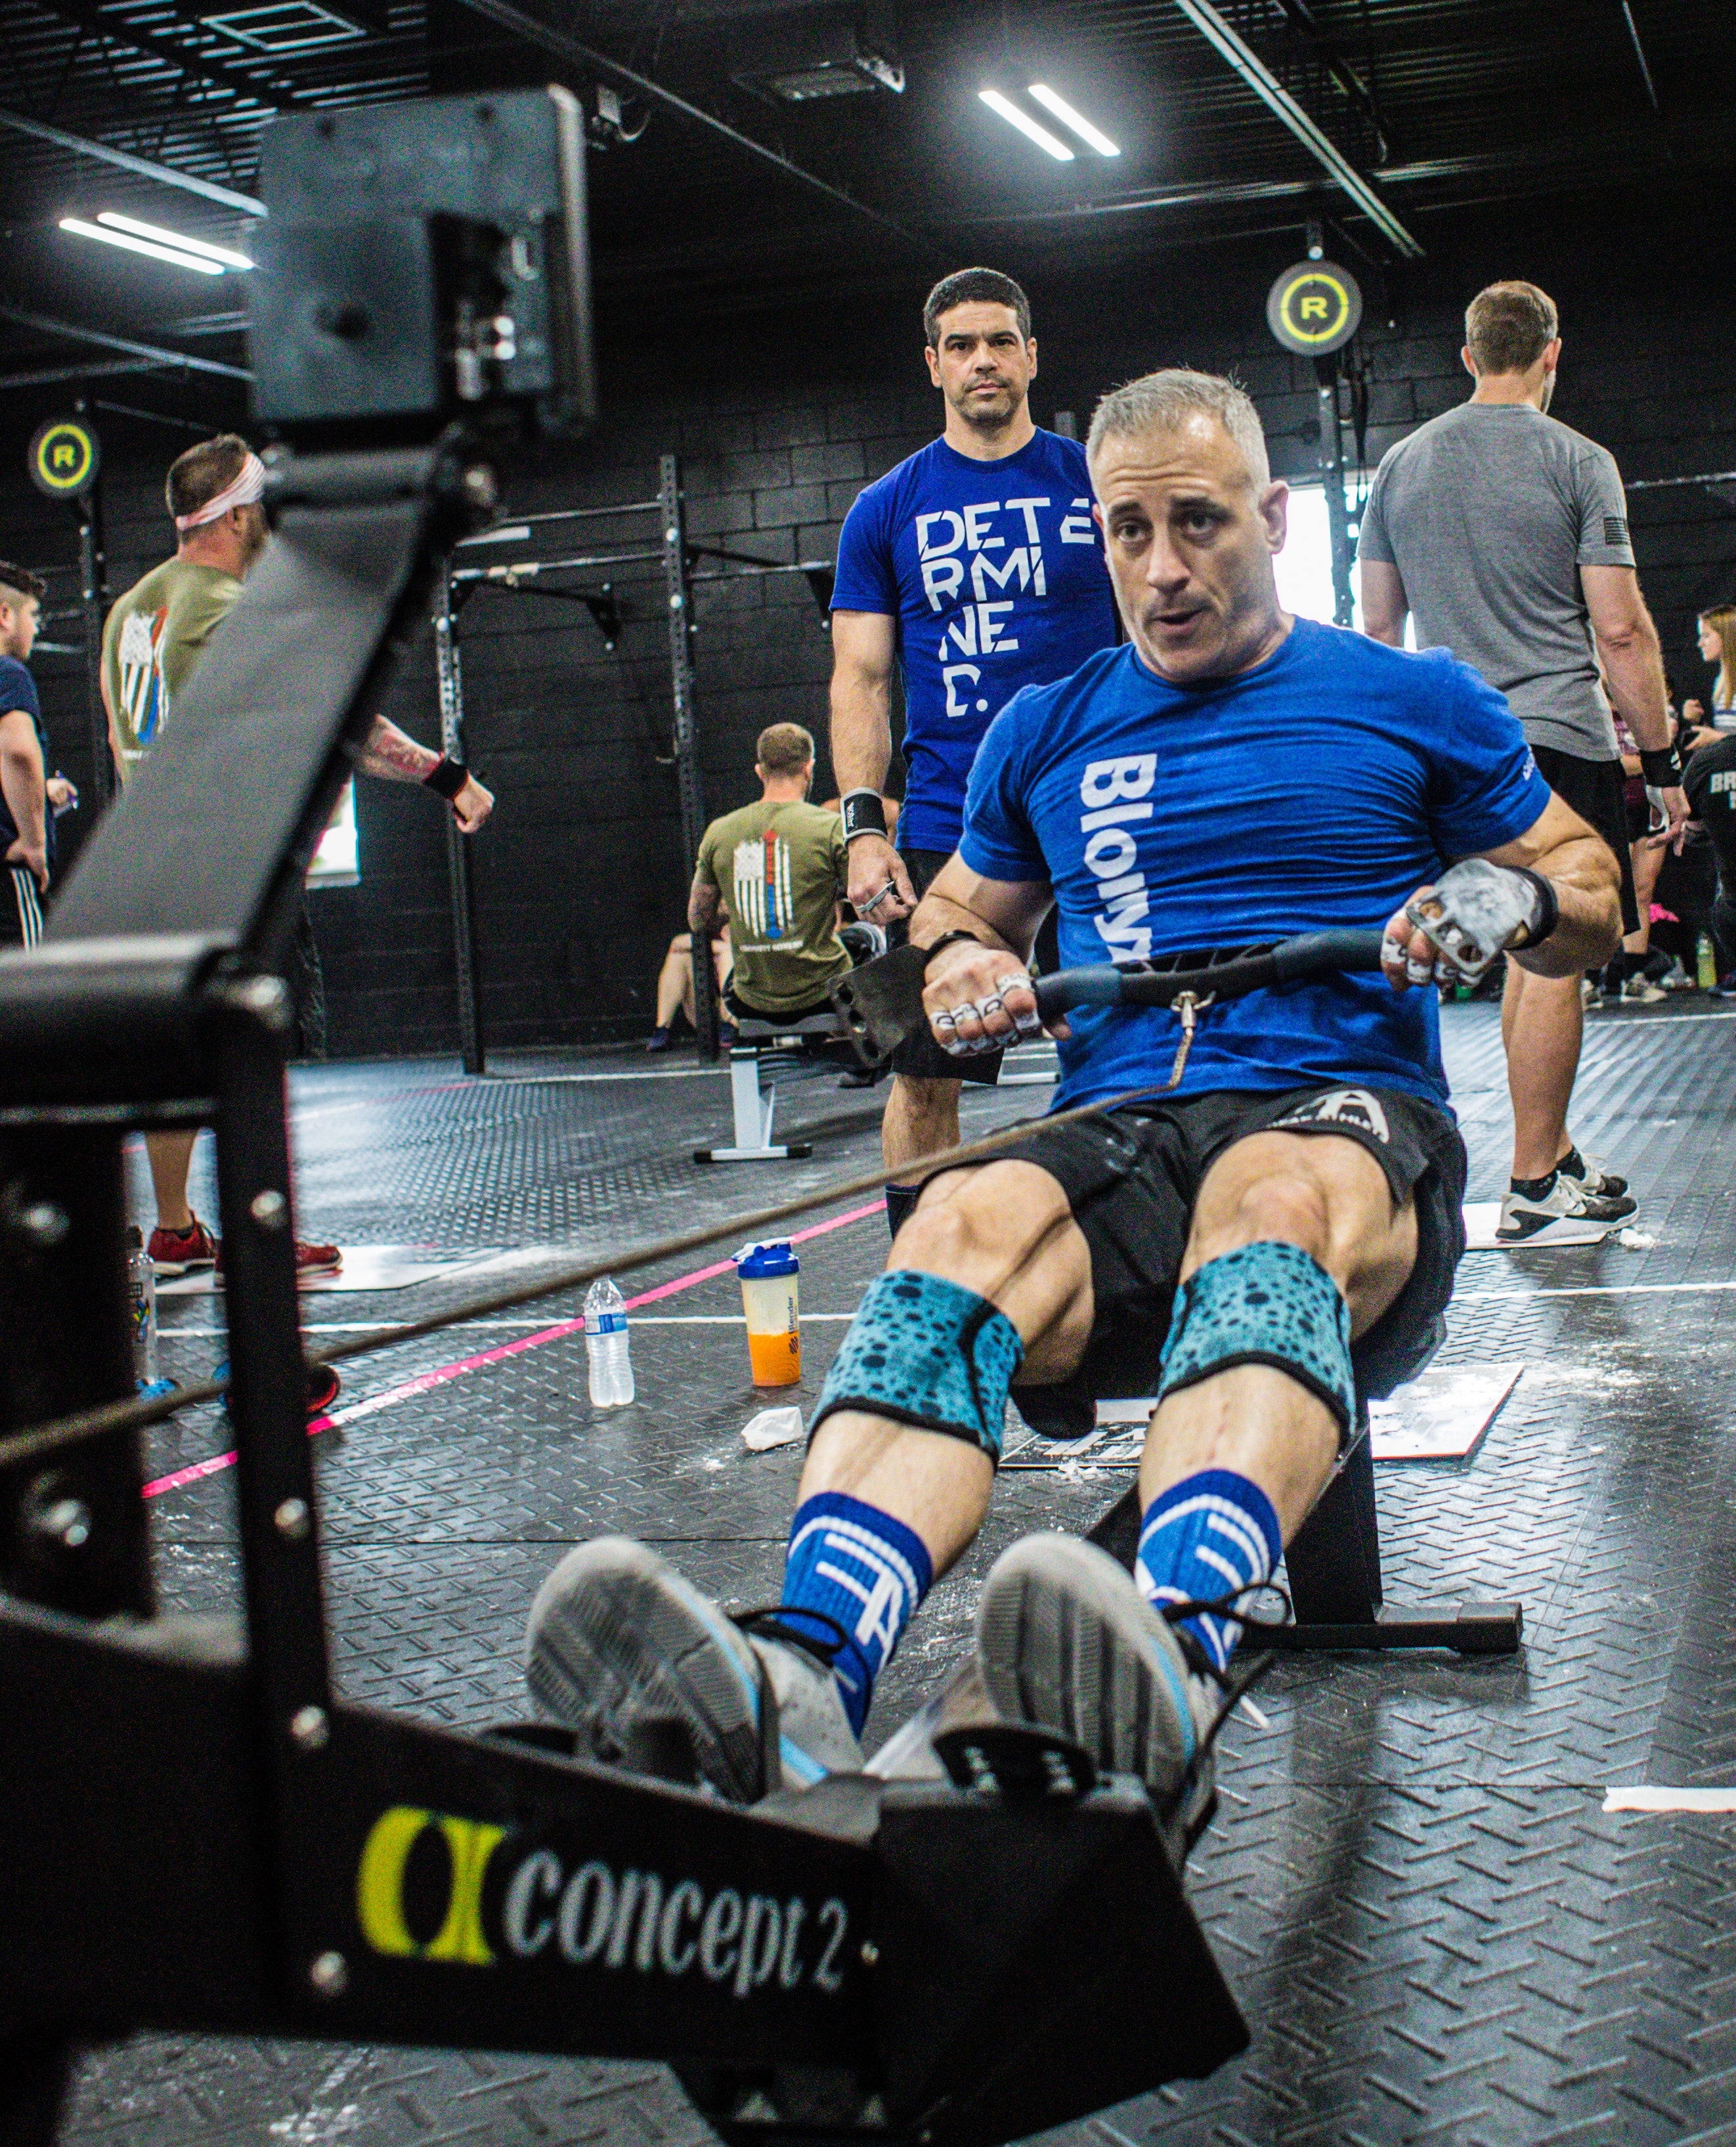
left=456, top=498, right=663, bottom=543
left=431, top=453, right=835, bottom=1074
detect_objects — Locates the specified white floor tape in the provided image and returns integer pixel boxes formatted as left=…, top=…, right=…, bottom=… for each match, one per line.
left=156, top=1244, right=546, bottom=1296
left=1603, top=1787, right=1736, bottom=1813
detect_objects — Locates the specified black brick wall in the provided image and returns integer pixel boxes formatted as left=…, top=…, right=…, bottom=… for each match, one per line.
left=2, top=196, right=1731, bottom=1056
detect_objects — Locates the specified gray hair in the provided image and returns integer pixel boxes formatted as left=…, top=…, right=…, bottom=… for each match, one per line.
left=1087, top=368, right=1271, bottom=492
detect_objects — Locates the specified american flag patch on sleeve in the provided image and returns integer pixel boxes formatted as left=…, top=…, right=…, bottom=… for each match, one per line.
left=1603, top=514, right=1630, bottom=546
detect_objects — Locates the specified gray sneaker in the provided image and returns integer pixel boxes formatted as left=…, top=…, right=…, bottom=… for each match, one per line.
left=525, top=1536, right=862, bottom=1800
left=974, top=1533, right=1221, bottom=1854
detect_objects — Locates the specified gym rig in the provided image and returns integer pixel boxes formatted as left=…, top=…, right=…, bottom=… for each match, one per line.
left=435, top=474, right=836, bottom=1074
left=0, top=87, right=1249, bottom=2147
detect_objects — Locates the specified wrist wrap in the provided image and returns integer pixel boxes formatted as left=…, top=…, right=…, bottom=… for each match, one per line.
left=921, top=930, right=984, bottom=970
left=1511, top=867, right=1559, bottom=947
left=841, top=789, right=889, bottom=842
left=1639, top=745, right=1683, bottom=788
left=423, top=754, right=468, bottom=800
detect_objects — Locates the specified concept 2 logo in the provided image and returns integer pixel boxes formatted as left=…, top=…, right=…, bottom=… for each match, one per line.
left=355, top=1806, right=854, bottom=1999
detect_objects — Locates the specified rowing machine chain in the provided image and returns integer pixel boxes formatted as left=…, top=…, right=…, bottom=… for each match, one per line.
left=1163, top=991, right=1213, bottom=1091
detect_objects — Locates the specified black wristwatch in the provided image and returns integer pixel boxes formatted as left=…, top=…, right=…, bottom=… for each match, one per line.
left=423, top=754, right=469, bottom=800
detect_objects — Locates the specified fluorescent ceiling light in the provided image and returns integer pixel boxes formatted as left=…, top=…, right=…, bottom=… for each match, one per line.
left=1028, top=84, right=1120, bottom=156
left=97, top=211, right=253, bottom=271
left=58, top=217, right=226, bottom=274
left=979, top=89, right=1075, bottom=161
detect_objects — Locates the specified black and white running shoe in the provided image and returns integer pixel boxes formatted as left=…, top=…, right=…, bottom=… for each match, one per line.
left=1499, top=1169, right=1635, bottom=1240
left=1556, top=1147, right=1628, bottom=1200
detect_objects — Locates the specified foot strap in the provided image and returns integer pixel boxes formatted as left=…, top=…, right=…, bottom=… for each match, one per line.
left=1158, top=1240, right=1356, bottom=1435
left=810, top=1269, right=1024, bottom=1462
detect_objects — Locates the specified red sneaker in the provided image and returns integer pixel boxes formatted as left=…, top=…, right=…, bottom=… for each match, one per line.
left=214, top=1235, right=342, bottom=1280
left=147, top=1216, right=219, bottom=1274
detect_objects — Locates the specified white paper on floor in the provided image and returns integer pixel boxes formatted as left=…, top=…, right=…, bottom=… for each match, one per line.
left=1000, top=1361, right=1523, bottom=1469
left=741, top=1405, right=806, bottom=1452
left=1462, top=1201, right=1610, bottom=1249
left=156, top=1244, right=532, bottom=1295
left=1366, top=1360, right=1523, bottom=1460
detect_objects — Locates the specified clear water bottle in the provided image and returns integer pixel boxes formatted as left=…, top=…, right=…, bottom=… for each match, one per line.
left=584, top=1277, right=634, bottom=1407
left=126, top=1225, right=157, bottom=1387
left=1698, top=933, right=1719, bottom=990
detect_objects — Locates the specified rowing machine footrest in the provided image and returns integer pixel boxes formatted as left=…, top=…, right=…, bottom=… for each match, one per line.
left=1086, top=1423, right=1524, bottom=1655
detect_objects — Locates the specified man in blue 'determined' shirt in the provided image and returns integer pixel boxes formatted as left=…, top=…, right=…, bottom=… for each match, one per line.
left=0, top=560, right=53, bottom=950
left=829, top=267, right=1118, bottom=1236
left=521, top=370, right=1618, bottom=1859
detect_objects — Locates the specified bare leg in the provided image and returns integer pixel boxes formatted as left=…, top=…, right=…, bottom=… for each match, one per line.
left=1137, top=1131, right=1418, bottom=1540
left=882, top=1073, right=962, bottom=1175
left=1624, top=836, right=1664, bottom=965
left=802, top=1160, right=1093, bottom=1574
left=1502, top=961, right=1584, bottom=1181
left=145, top=1129, right=198, bottom=1232
left=654, top=936, right=691, bottom=1031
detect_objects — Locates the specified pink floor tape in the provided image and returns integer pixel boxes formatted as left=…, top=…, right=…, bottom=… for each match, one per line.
left=142, top=1198, right=886, bottom=1502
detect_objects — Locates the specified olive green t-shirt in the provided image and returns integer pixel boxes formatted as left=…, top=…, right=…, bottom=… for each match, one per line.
left=695, top=798, right=849, bottom=1015
left=100, top=556, right=243, bottom=775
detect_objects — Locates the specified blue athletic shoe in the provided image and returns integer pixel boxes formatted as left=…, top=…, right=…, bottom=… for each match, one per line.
left=525, top=1536, right=862, bottom=1800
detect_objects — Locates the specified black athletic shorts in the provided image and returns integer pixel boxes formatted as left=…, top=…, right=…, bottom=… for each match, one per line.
left=949, top=1081, right=1467, bottom=1442
left=888, top=846, right=1004, bottom=1084
left=0, top=862, right=45, bottom=949
left=1534, top=744, right=1640, bottom=936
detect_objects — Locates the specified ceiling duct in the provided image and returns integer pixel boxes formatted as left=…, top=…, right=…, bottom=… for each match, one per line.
left=728, top=6, right=903, bottom=104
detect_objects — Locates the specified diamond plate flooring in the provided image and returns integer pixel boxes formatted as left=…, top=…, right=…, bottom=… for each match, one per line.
left=58, top=1002, right=1736, bottom=2144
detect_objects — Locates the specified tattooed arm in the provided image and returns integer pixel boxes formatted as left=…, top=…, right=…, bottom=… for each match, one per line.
left=357, top=715, right=494, bottom=833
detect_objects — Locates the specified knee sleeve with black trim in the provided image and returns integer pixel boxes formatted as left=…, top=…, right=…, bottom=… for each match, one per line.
left=1158, top=1240, right=1356, bottom=1435
left=809, top=1269, right=1024, bottom=1463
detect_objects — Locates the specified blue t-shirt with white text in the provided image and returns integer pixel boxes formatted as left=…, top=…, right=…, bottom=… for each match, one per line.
left=0, top=654, right=53, bottom=871
left=831, top=429, right=1118, bottom=851
left=959, top=619, right=1552, bottom=1110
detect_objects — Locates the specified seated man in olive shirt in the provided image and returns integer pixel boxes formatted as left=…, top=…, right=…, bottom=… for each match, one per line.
left=690, top=724, right=851, bottom=1024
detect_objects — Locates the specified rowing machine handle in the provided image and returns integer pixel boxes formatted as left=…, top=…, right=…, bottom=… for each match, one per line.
left=1032, top=929, right=1387, bottom=1022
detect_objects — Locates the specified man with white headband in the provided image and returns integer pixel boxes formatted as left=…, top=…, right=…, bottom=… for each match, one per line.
left=101, top=432, right=496, bottom=1322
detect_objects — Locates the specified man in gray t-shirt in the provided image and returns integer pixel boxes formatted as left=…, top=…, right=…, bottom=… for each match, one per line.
left=1358, top=280, right=1685, bottom=1240
left=1358, top=398, right=1633, bottom=761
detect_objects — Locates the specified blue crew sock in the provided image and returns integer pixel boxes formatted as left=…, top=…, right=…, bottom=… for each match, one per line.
left=1135, top=1469, right=1282, bottom=1673
left=777, top=1492, right=933, bottom=1735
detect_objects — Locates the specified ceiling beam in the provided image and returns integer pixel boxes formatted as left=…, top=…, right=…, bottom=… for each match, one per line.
left=0, top=355, right=158, bottom=388
left=1169, top=0, right=1422, bottom=258
left=0, top=108, right=265, bottom=215
left=445, top=0, right=934, bottom=259
left=1619, top=0, right=1662, bottom=112
left=24, top=0, right=297, bottom=114
left=0, top=301, right=253, bottom=380
left=957, top=174, right=1316, bottom=227
left=1267, top=0, right=1393, bottom=160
